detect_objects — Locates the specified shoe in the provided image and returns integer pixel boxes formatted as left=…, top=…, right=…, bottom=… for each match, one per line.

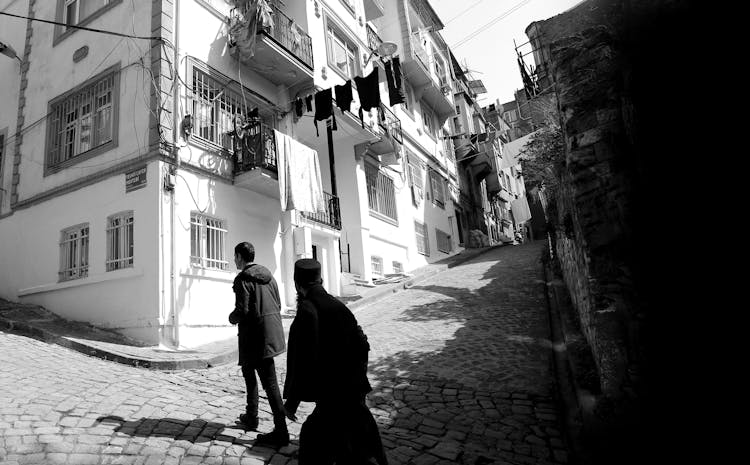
left=238, top=413, right=258, bottom=430
left=254, top=429, right=290, bottom=448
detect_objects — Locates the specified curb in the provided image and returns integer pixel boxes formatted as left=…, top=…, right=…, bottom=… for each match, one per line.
left=0, top=316, right=236, bottom=371
left=349, top=245, right=503, bottom=312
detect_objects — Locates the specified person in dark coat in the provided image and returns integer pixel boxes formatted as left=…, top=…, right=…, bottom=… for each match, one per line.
left=283, top=258, right=388, bottom=465
left=229, top=242, right=289, bottom=447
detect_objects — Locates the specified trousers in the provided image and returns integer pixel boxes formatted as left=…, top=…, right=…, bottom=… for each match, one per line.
left=241, top=358, right=287, bottom=432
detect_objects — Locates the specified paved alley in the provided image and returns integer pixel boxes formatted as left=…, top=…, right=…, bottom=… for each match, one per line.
left=0, top=242, right=568, bottom=465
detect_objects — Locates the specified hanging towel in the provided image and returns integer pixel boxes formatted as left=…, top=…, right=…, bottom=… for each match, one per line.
left=314, top=88, right=336, bottom=137
left=305, top=95, right=313, bottom=112
left=334, top=80, right=354, bottom=114
left=354, top=68, right=381, bottom=128
left=275, top=130, right=326, bottom=214
left=385, top=57, right=405, bottom=106
left=295, top=98, right=304, bottom=117
left=510, top=196, right=532, bottom=224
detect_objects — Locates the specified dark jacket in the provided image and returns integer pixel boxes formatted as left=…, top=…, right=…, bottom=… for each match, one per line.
left=229, top=263, right=286, bottom=366
left=283, top=284, right=371, bottom=403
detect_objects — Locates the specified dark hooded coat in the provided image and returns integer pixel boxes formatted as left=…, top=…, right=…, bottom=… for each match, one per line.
left=229, top=263, right=286, bottom=366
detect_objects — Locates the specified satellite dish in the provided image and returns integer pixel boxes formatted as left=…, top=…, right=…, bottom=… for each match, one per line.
left=377, top=41, right=398, bottom=57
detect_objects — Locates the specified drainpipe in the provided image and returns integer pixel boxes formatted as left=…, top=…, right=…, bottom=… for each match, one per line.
left=170, top=0, right=181, bottom=348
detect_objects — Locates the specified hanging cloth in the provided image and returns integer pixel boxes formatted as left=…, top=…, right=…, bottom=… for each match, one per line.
left=334, top=81, right=354, bottom=114
left=274, top=130, right=326, bottom=214
left=385, top=57, right=405, bottom=107
left=354, top=68, right=381, bottom=128
left=313, top=88, right=336, bottom=137
left=295, top=98, right=304, bottom=117
left=305, top=95, right=313, bottom=112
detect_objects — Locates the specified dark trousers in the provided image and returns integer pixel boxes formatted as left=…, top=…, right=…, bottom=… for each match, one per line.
left=241, top=358, right=287, bottom=432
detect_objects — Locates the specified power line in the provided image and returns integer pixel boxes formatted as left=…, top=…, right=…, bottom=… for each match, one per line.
left=452, top=0, right=534, bottom=50
left=0, top=11, right=165, bottom=42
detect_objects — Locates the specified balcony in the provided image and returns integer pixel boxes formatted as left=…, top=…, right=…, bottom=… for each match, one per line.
left=301, top=192, right=342, bottom=230
left=228, top=4, right=314, bottom=87
left=402, top=34, right=454, bottom=121
left=364, top=0, right=385, bottom=21
left=233, top=121, right=280, bottom=198
left=363, top=104, right=402, bottom=158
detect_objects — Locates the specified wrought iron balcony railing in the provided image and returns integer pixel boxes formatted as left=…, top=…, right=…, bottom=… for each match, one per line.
left=266, top=5, right=314, bottom=70
left=366, top=24, right=383, bottom=54
left=233, top=121, right=277, bottom=174
left=301, top=192, right=342, bottom=230
left=379, top=104, right=403, bottom=145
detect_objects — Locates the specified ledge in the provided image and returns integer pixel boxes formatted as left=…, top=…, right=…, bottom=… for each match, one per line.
left=18, top=267, right=144, bottom=297
left=181, top=267, right=235, bottom=283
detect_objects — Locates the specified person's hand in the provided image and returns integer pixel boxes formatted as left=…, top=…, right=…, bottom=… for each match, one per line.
left=283, top=401, right=298, bottom=421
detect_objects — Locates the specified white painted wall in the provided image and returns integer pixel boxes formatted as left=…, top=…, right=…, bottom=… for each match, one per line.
left=0, top=0, right=27, bottom=216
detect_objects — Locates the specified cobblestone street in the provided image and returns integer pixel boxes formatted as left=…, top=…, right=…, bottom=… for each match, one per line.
left=0, top=242, right=568, bottom=465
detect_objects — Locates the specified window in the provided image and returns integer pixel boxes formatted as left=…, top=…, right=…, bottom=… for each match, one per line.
left=430, top=169, right=446, bottom=208
left=191, top=65, right=260, bottom=151
left=422, top=106, right=436, bottom=138
left=106, top=211, right=133, bottom=271
left=436, top=228, right=452, bottom=253
left=392, top=261, right=403, bottom=274
left=414, top=221, right=430, bottom=256
left=326, top=20, right=359, bottom=79
left=365, top=164, right=398, bottom=222
left=46, top=65, right=119, bottom=171
left=190, top=213, right=229, bottom=270
left=59, top=223, right=89, bottom=281
left=407, top=154, right=424, bottom=206
left=371, top=256, right=383, bottom=277
left=56, top=0, right=120, bottom=41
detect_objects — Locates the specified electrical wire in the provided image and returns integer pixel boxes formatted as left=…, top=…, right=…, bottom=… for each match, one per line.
left=0, top=11, right=165, bottom=42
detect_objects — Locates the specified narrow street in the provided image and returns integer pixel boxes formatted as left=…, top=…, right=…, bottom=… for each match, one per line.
left=0, top=242, right=568, bottom=465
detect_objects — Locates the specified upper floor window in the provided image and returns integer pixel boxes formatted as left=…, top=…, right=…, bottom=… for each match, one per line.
left=46, top=64, right=119, bottom=173
left=402, top=82, right=415, bottom=117
left=421, top=106, right=436, bottom=139
left=365, top=163, right=398, bottom=223
left=414, top=220, right=430, bottom=256
left=326, top=20, right=360, bottom=79
left=56, top=0, right=121, bottom=42
left=429, top=169, right=446, bottom=208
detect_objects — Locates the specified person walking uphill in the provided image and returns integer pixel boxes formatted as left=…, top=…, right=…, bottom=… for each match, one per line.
left=283, top=258, right=388, bottom=465
left=228, top=242, right=289, bottom=448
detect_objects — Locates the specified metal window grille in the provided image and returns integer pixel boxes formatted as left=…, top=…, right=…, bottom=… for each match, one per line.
left=392, top=261, right=403, bottom=274
left=48, top=71, right=114, bottom=167
left=436, top=228, right=452, bottom=253
left=190, top=213, right=229, bottom=270
left=415, top=221, right=430, bottom=256
left=371, top=256, right=383, bottom=277
left=106, top=211, right=134, bottom=271
left=59, top=224, right=89, bottom=281
left=192, top=67, right=253, bottom=150
left=365, top=164, right=398, bottom=222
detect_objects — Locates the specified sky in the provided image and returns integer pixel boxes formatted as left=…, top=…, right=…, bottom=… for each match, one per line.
left=430, top=0, right=584, bottom=106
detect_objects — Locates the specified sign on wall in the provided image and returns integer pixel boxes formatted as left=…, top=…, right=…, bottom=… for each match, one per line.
left=125, top=166, right=147, bottom=193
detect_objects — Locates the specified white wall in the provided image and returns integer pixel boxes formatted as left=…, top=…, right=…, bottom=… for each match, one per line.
left=0, top=160, right=161, bottom=342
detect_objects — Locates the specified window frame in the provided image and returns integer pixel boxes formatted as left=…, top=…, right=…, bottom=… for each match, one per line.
left=365, top=162, right=399, bottom=224
left=429, top=169, right=446, bottom=209
left=324, top=16, right=361, bottom=80
left=421, top=105, right=437, bottom=140
left=44, top=63, right=121, bottom=176
left=106, top=210, right=134, bottom=272
left=436, top=227, right=452, bottom=253
left=190, top=212, right=230, bottom=271
left=414, top=220, right=430, bottom=256
left=401, top=82, right=415, bottom=119
left=54, top=0, right=122, bottom=45
left=59, top=222, right=90, bottom=282
left=371, top=255, right=383, bottom=277
left=392, top=261, right=403, bottom=274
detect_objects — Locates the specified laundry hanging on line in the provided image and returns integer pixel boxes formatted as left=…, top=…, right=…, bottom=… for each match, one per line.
left=334, top=80, right=354, bottom=114
left=385, top=57, right=405, bottom=107
left=313, top=88, right=336, bottom=136
left=275, top=129, right=326, bottom=214
left=354, top=68, right=381, bottom=129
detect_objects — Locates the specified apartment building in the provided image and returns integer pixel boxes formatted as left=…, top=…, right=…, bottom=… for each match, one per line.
left=0, top=0, right=467, bottom=347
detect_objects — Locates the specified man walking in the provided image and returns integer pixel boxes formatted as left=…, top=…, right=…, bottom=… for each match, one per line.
left=229, top=242, right=289, bottom=448
left=283, top=258, right=388, bottom=464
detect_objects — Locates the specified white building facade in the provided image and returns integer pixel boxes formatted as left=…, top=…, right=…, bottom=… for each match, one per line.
left=0, top=0, right=478, bottom=348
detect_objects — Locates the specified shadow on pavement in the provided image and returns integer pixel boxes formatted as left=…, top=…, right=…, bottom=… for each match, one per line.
left=95, top=415, right=255, bottom=446
left=364, top=243, right=567, bottom=465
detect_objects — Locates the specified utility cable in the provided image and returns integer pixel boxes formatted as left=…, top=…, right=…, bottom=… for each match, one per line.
left=0, top=11, right=165, bottom=42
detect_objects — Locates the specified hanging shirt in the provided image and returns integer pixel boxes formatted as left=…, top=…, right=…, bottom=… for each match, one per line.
left=295, top=98, right=304, bottom=117
left=314, top=88, right=336, bottom=137
left=385, top=57, right=405, bottom=107
left=334, top=81, right=354, bottom=114
left=354, top=68, right=381, bottom=128
left=305, top=95, right=314, bottom=112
